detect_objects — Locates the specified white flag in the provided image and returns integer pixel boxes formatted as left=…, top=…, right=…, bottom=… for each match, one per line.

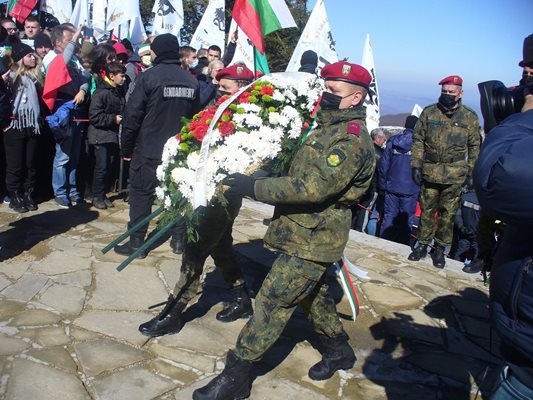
left=152, top=0, right=184, bottom=37
left=92, top=0, right=107, bottom=39
left=362, top=34, right=380, bottom=133
left=227, top=19, right=254, bottom=71
left=107, top=0, right=141, bottom=31
left=70, top=0, right=89, bottom=28
left=189, top=0, right=225, bottom=52
left=411, top=104, right=423, bottom=117
left=129, top=15, right=147, bottom=47
left=286, top=0, right=337, bottom=72
left=41, top=0, right=72, bottom=24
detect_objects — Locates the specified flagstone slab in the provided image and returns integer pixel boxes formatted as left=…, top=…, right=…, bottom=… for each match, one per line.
left=150, top=343, right=217, bottom=374
left=361, top=283, right=424, bottom=313
left=0, top=276, right=12, bottom=292
left=69, top=327, right=102, bottom=341
left=27, top=346, right=78, bottom=372
left=0, top=333, right=31, bottom=355
left=89, top=262, right=167, bottom=310
left=1, top=273, right=50, bottom=301
left=89, top=366, right=177, bottom=400
left=19, top=326, right=70, bottom=347
left=148, top=358, right=200, bottom=385
left=251, top=376, right=331, bottom=400
left=50, top=270, right=92, bottom=288
left=74, top=338, right=148, bottom=376
left=8, top=308, right=61, bottom=327
left=0, top=261, right=31, bottom=280
left=47, top=237, right=93, bottom=257
left=5, top=359, right=90, bottom=400
left=38, top=284, right=86, bottom=316
left=86, top=221, right=125, bottom=234
left=0, top=300, right=26, bottom=320
left=31, top=252, right=90, bottom=275
left=158, top=259, right=181, bottom=291
left=73, top=310, right=153, bottom=346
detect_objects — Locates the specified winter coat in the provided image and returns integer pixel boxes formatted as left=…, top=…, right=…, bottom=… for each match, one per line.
left=379, top=128, right=419, bottom=195
left=454, top=191, right=480, bottom=238
left=473, top=109, right=533, bottom=388
left=88, top=80, right=125, bottom=145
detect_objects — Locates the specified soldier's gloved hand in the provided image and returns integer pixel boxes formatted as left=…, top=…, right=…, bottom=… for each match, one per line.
left=463, top=175, right=473, bottom=190
left=412, top=167, right=422, bottom=186
left=223, top=173, right=256, bottom=199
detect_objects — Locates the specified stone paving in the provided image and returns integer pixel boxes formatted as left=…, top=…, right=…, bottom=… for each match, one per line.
left=0, top=197, right=498, bottom=399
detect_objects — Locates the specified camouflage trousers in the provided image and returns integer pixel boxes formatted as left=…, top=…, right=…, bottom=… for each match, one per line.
left=418, top=182, right=462, bottom=247
left=235, top=253, right=344, bottom=361
left=173, top=198, right=245, bottom=305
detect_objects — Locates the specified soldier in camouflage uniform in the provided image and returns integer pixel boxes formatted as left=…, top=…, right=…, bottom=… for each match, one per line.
left=138, top=65, right=255, bottom=338
left=193, top=62, right=376, bottom=400
left=409, top=75, right=480, bottom=268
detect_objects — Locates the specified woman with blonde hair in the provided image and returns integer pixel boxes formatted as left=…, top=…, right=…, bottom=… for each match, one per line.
left=3, top=42, right=43, bottom=212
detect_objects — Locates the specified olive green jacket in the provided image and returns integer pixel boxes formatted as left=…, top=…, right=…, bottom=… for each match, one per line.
left=412, top=103, right=481, bottom=185
left=254, top=107, right=375, bottom=263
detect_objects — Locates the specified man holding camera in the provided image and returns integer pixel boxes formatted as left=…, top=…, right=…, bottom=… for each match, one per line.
left=408, top=75, right=480, bottom=268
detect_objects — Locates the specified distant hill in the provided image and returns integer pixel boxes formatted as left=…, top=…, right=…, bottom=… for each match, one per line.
left=380, top=113, right=410, bottom=127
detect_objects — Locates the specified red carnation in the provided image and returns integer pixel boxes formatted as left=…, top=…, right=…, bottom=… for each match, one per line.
left=238, top=91, right=251, bottom=103
left=192, top=124, right=209, bottom=142
left=219, top=121, right=235, bottom=137
left=260, top=86, right=274, bottom=96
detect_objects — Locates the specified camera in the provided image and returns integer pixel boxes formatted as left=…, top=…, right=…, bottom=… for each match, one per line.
left=83, top=27, right=94, bottom=37
left=478, top=80, right=532, bottom=132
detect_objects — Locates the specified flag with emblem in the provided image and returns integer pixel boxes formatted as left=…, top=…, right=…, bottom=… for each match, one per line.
left=8, top=0, right=39, bottom=24
left=190, top=0, right=225, bottom=55
left=286, top=0, right=338, bottom=72
left=232, top=0, right=296, bottom=55
left=152, top=0, right=184, bottom=37
left=361, top=33, right=380, bottom=133
left=70, top=0, right=89, bottom=28
left=92, top=0, right=107, bottom=40
left=107, top=0, right=141, bottom=32
left=41, top=0, right=72, bottom=24
left=228, top=18, right=270, bottom=77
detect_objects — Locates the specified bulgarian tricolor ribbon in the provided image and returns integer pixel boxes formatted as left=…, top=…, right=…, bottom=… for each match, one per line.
left=335, top=255, right=369, bottom=322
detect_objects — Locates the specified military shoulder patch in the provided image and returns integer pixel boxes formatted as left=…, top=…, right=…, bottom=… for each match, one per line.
left=347, top=122, right=360, bottom=136
left=326, top=149, right=346, bottom=167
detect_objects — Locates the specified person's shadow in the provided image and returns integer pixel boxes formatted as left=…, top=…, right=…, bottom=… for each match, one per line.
left=0, top=207, right=99, bottom=261
left=364, top=288, right=502, bottom=399
left=182, top=239, right=348, bottom=381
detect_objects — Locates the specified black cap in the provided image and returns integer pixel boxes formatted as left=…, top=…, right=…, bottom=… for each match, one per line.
left=12, top=43, right=33, bottom=63
left=151, top=33, right=180, bottom=62
left=519, top=34, right=533, bottom=68
left=405, top=115, right=418, bottom=129
left=34, top=32, right=52, bottom=49
left=300, top=50, right=318, bottom=67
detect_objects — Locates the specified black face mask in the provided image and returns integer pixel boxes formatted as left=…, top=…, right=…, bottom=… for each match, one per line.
left=438, top=93, right=458, bottom=109
left=520, top=72, right=533, bottom=86
left=216, top=89, right=231, bottom=99
left=320, top=91, right=357, bottom=110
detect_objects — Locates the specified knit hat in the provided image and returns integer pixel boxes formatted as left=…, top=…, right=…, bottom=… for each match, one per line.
left=12, top=42, right=33, bottom=63
left=33, top=32, right=52, bottom=49
left=151, top=33, right=179, bottom=60
left=405, top=115, right=419, bottom=130
left=138, top=42, right=151, bottom=57
left=300, top=50, right=318, bottom=67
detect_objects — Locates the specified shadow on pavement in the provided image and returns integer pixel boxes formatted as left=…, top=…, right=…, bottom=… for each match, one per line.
left=0, top=207, right=99, bottom=261
left=363, top=287, right=502, bottom=399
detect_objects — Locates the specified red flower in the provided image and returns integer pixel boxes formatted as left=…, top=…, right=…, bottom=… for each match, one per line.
left=218, top=121, right=235, bottom=137
left=238, top=91, right=251, bottom=103
left=260, top=86, right=274, bottom=96
left=217, top=94, right=231, bottom=105
left=192, top=124, right=208, bottom=142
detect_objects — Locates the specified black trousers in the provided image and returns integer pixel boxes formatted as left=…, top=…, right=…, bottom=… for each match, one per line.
left=92, top=143, right=119, bottom=199
left=128, top=157, right=158, bottom=240
left=3, top=127, right=39, bottom=193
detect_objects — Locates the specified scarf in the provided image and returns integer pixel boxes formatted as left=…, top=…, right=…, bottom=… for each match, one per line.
left=10, top=75, right=41, bottom=135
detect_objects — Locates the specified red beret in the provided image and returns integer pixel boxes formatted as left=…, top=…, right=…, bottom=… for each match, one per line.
left=439, top=75, right=463, bottom=86
left=216, top=64, right=254, bottom=82
left=321, top=62, right=372, bottom=89
left=113, top=42, right=128, bottom=56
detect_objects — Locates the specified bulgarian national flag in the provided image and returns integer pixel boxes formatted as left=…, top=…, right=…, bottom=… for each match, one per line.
left=8, top=0, right=39, bottom=24
left=232, top=0, right=296, bottom=55
left=42, top=55, right=72, bottom=112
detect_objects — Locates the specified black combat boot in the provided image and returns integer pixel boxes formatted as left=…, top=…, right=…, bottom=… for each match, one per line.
left=169, top=218, right=187, bottom=254
left=216, top=284, right=253, bottom=323
left=114, top=235, right=147, bottom=259
left=462, top=259, right=484, bottom=274
left=139, top=295, right=186, bottom=337
left=408, top=244, right=428, bottom=261
left=308, top=332, right=356, bottom=381
left=9, top=191, right=28, bottom=213
left=193, top=350, right=252, bottom=400
left=23, top=189, right=37, bottom=211
left=432, top=245, right=446, bottom=268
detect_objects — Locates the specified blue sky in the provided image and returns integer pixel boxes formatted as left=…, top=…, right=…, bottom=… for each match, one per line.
left=307, top=0, right=532, bottom=116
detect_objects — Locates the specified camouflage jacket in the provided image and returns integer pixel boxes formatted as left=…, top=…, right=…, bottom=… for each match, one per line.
left=411, top=103, right=481, bottom=185
left=254, top=107, right=375, bottom=263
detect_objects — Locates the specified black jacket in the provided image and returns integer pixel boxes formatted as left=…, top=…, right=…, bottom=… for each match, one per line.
left=88, top=80, right=125, bottom=145
left=0, top=78, right=11, bottom=129
left=121, top=59, right=200, bottom=160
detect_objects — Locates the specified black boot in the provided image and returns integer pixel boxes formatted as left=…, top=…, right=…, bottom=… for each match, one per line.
left=193, top=350, right=252, bottom=400
left=114, top=235, right=147, bottom=259
left=308, top=332, right=356, bottom=381
left=216, top=285, right=253, bottom=323
left=169, top=218, right=187, bottom=255
left=23, top=189, right=37, bottom=211
left=462, top=259, right=484, bottom=274
left=432, top=245, right=446, bottom=268
left=8, top=192, right=28, bottom=213
left=139, top=295, right=186, bottom=337
left=408, top=244, right=428, bottom=261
